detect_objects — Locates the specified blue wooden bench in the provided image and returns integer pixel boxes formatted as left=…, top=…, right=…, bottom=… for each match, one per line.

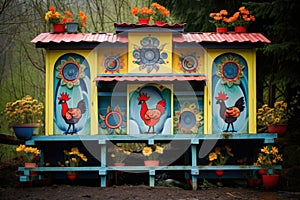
left=18, top=133, right=279, bottom=190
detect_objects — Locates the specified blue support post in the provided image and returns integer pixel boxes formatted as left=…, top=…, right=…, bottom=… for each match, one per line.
left=149, top=170, right=155, bottom=187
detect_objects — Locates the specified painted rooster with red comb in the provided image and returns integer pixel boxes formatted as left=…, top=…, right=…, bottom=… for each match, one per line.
left=58, top=92, right=86, bottom=134
left=215, top=92, right=245, bottom=132
left=138, top=93, right=166, bottom=134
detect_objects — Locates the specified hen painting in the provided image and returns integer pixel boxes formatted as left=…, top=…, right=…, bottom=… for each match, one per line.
left=58, top=92, right=86, bottom=134
left=138, top=93, right=166, bottom=134
left=215, top=92, right=245, bottom=132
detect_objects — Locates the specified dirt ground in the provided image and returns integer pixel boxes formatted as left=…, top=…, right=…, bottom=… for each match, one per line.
left=1, top=160, right=300, bottom=200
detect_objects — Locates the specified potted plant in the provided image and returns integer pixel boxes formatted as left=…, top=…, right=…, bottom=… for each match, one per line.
left=63, top=10, right=88, bottom=33
left=131, top=6, right=153, bottom=24
left=228, top=6, right=255, bottom=33
left=3, top=95, right=44, bottom=140
left=16, top=144, right=40, bottom=170
left=44, top=6, right=65, bottom=33
left=142, top=144, right=164, bottom=166
left=209, top=9, right=230, bottom=33
left=59, top=147, right=88, bottom=180
left=208, top=144, right=234, bottom=177
left=254, top=145, right=283, bottom=190
left=257, top=101, right=293, bottom=136
left=109, top=145, right=131, bottom=166
left=151, top=3, right=170, bottom=25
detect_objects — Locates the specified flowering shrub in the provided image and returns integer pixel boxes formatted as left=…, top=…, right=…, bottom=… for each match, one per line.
left=16, top=144, right=40, bottom=163
left=142, top=145, right=164, bottom=160
left=209, top=9, right=230, bottom=28
left=228, top=6, right=255, bottom=27
left=151, top=3, right=170, bottom=22
left=208, top=145, right=234, bottom=165
left=44, top=6, right=64, bottom=24
left=131, top=7, right=153, bottom=19
left=109, top=145, right=131, bottom=163
left=3, top=95, right=44, bottom=128
left=257, top=101, right=292, bottom=126
left=254, top=146, right=283, bottom=174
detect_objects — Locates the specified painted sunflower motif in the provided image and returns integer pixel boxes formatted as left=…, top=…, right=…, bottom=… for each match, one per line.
left=174, top=101, right=204, bottom=134
left=215, top=54, right=245, bottom=87
left=99, top=105, right=126, bottom=135
left=132, top=36, right=168, bottom=73
left=56, top=56, right=86, bottom=89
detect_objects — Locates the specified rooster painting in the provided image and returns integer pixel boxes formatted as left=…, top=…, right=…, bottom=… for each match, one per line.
left=58, top=92, right=86, bottom=134
left=138, top=93, right=166, bottom=134
left=215, top=92, right=245, bottom=132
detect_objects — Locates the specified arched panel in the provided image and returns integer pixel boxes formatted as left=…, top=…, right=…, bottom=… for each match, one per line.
left=212, top=53, right=248, bottom=134
left=53, top=53, right=91, bottom=135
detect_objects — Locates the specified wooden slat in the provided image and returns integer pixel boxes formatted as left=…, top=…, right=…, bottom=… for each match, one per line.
left=0, top=133, right=23, bottom=145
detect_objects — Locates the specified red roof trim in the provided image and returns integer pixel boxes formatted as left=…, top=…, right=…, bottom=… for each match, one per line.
left=93, top=75, right=207, bottom=82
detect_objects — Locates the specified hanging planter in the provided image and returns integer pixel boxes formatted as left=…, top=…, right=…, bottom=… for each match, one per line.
left=235, top=26, right=246, bottom=33
left=216, top=27, right=227, bottom=33
left=52, top=23, right=65, bottom=33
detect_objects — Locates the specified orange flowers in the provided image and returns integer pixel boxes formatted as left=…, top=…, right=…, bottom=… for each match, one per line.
left=45, top=6, right=63, bottom=24
left=151, top=2, right=170, bottom=22
left=131, top=7, right=153, bottom=19
left=209, top=9, right=230, bottom=28
left=79, top=11, right=87, bottom=30
left=227, top=6, right=255, bottom=26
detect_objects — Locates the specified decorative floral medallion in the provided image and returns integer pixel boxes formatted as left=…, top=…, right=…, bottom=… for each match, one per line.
left=104, top=54, right=124, bottom=73
left=56, top=56, right=86, bottom=89
left=132, top=36, right=168, bottom=73
left=99, top=105, right=126, bottom=134
left=178, top=53, right=199, bottom=73
left=215, top=54, right=244, bottom=87
left=174, top=101, right=204, bottom=134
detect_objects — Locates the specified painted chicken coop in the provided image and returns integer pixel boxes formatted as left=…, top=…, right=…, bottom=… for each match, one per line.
left=18, top=23, right=280, bottom=189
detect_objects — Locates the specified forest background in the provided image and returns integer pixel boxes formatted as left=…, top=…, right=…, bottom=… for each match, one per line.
left=0, top=0, right=299, bottom=190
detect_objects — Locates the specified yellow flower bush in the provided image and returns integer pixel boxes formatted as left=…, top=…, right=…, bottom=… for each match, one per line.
left=3, top=95, right=44, bottom=128
left=257, top=101, right=292, bottom=126
left=59, top=147, right=88, bottom=168
left=45, top=6, right=64, bottom=24
left=110, top=146, right=131, bottom=163
left=254, top=145, right=283, bottom=174
left=16, top=144, right=40, bottom=163
left=208, top=145, right=234, bottom=165
left=142, top=145, right=164, bottom=160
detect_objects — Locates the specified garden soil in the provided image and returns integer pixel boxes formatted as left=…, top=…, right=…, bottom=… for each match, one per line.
left=1, top=160, right=300, bottom=200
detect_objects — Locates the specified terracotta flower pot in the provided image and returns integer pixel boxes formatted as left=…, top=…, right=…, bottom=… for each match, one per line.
left=154, top=21, right=165, bottom=26
left=144, top=160, right=159, bottom=166
left=53, top=23, right=66, bottom=33
left=235, top=26, right=246, bottom=33
left=67, top=173, right=77, bottom=181
left=113, top=163, right=125, bottom=166
left=267, top=124, right=287, bottom=137
left=216, top=27, right=227, bottom=33
left=262, top=174, right=280, bottom=190
left=258, top=169, right=267, bottom=176
left=138, top=18, right=150, bottom=25
left=215, top=170, right=224, bottom=177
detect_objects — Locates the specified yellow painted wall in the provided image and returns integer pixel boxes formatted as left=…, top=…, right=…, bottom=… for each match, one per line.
left=128, top=32, right=172, bottom=74
left=45, top=50, right=98, bottom=135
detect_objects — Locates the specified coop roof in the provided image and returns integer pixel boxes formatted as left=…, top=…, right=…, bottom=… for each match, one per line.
left=31, top=31, right=270, bottom=49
